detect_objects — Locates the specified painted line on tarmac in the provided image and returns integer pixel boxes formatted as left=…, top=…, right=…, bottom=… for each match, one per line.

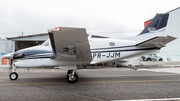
left=79, top=73, right=180, bottom=77
left=77, top=79, right=180, bottom=84
left=0, top=82, right=68, bottom=85
left=0, top=79, right=180, bottom=85
left=112, top=98, right=180, bottom=101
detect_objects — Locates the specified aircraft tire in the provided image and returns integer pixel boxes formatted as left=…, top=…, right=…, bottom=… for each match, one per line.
left=66, top=73, right=78, bottom=83
left=9, top=72, right=18, bottom=80
left=159, top=58, right=163, bottom=61
left=147, top=58, right=152, bottom=61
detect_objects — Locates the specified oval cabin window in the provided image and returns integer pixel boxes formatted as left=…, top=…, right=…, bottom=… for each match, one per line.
left=109, top=42, right=115, bottom=46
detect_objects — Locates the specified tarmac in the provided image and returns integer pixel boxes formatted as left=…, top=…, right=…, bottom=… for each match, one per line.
left=0, top=64, right=180, bottom=101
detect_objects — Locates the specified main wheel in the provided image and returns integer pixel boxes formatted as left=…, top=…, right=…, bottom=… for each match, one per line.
left=9, top=72, right=18, bottom=80
left=159, top=58, right=163, bottom=61
left=147, top=58, right=152, bottom=61
left=66, top=73, right=78, bottom=83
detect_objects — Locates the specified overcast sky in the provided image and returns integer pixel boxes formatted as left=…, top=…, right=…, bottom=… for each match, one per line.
left=0, top=0, right=180, bottom=38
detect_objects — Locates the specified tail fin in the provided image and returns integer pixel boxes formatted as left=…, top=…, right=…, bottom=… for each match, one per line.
left=139, top=13, right=169, bottom=35
left=121, top=13, right=176, bottom=45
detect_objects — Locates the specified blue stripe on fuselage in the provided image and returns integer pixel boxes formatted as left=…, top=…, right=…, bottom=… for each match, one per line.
left=14, top=49, right=53, bottom=59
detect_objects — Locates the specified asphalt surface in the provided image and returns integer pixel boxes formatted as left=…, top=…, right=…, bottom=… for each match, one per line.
left=0, top=67, right=180, bottom=101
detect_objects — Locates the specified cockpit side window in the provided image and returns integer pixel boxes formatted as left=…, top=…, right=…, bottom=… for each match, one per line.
left=41, top=39, right=49, bottom=46
left=45, top=42, right=49, bottom=46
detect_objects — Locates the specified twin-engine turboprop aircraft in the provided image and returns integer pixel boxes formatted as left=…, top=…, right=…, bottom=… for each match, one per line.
left=4, top=13, right=176, bottom=83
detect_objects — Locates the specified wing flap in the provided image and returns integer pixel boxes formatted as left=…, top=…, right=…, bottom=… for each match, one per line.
left=48, top=27, right=92, bottom=62
left=136, top=35, right=176, bottom=47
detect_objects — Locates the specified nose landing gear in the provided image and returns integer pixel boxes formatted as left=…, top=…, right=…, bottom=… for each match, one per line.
left=9, top=72, right=18, bottom=80
left=9, top=65, right=18, bottom=80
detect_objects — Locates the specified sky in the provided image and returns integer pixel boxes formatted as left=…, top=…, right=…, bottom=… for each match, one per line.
left=0, top=0, right=180, bottom=38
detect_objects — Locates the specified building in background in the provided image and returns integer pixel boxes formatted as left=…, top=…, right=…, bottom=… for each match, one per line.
left=0, top=34, right=49, bottom=67
left=0, top=40, right=14, bottom=67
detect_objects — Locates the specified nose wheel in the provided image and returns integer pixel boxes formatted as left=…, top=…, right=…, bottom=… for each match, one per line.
left=9, top=72, right=18, bottom=80
left=66, top=70, right=78, bottom=83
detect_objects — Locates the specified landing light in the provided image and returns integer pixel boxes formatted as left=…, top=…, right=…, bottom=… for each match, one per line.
left=54, top=27, right=60, bottom=31
left=48, top=27, right=61, bottom=32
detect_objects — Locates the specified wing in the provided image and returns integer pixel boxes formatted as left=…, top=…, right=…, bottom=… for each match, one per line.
left=48, top=27, right=92, bottom=62
left=136, top=35, right=176, bottom=48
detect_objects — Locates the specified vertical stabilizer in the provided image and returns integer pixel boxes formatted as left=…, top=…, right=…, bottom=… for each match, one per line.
left=139, top=13, right=169, bottom=35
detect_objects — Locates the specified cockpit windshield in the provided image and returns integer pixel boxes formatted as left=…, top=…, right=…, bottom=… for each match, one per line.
left=41, top=39, right=50, bottom=46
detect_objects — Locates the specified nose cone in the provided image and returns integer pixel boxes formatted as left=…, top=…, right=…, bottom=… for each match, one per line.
left=3, top=53, right=14, bottom=60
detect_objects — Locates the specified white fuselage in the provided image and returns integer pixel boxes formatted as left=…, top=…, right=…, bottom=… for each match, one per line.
left=12, top=38, right=160, bottom=68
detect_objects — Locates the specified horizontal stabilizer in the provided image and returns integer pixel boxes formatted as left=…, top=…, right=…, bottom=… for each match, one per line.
left=136, top=35, right=176, bottom=48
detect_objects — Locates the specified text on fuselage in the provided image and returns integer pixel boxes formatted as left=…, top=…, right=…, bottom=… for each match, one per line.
left=92, top=52, right=120, bottom=59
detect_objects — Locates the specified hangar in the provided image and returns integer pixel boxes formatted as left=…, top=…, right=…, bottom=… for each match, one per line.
left=0, top=33, right=49, bottom=67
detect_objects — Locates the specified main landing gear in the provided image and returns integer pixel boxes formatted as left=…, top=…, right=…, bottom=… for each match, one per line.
left=66, top=70, right=78, bottom=83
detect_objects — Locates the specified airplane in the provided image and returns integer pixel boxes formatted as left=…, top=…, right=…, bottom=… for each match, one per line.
left=4, top=13, right=176, bottom=83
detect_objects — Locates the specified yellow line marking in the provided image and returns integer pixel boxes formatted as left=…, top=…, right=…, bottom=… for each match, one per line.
left=0, top=82, right=68, bottom=86
left=78, top=79, right=180, bottom=84
left=0, top=79, right=180, bottom=86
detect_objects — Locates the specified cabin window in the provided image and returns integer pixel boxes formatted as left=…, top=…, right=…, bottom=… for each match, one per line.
left=45, top=42, right=49, bottom=46
left=109, top=42, right=115, bottom=46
